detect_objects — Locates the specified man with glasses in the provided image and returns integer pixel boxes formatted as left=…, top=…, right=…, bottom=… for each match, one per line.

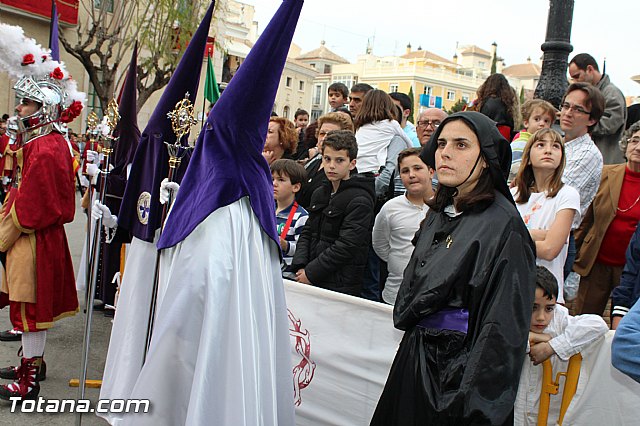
left=569, top=53, right=627, bottom=164
left=573, top=122, right=640, bottom=318
left=416, top=108, right=448, bottom=147
left=415, top=109, right=448, bottom=191
left=560, top=82, right=605, bottom=280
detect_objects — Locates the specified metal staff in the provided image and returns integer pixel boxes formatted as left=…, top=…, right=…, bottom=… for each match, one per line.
left=83, top=111, right=100, bottom=306
left=76, top=100, right=120, bottom=426
left=143, top=93, right=197, bottom=364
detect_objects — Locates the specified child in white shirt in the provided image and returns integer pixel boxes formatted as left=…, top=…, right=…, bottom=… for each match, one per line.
left=515, top=266, right=608, bottom=425
left=372, top=148, right=433, bottom=304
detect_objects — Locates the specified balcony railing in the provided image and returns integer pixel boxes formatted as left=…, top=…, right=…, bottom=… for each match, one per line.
left=360, top=63, right=484, bottom=87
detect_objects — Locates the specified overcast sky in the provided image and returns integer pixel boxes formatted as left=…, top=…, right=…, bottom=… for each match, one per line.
left=245, top=0, right=639, bottom=99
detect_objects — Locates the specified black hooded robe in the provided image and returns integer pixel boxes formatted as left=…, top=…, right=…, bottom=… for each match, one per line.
left=371, top=112, right=536, bottom=425
left=94, top=170, right=130, bottom=306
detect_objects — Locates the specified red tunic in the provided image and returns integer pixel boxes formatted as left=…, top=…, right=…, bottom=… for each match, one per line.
left=0, top=131, right=78, bottom=331
left=0, top=134, right=8, bottom=169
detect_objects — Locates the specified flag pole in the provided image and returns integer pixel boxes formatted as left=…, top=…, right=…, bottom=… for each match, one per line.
left=83, top=112, right=100, bottom=305
left=77, top=100, right=120, bottom=426
left=201, top=50, right=210, bottom=131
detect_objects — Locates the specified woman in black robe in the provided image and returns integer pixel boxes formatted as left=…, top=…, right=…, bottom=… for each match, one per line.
left=371, top=111, right=536, bottom=425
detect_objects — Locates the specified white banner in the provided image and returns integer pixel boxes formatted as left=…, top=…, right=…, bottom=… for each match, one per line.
left=284, top=280, right=403, bottom=426
left=285, top=280, right=640, bottom=426
left=562, top=331, right=640, bottom=425
left=284, top=281, right=640, bottom=426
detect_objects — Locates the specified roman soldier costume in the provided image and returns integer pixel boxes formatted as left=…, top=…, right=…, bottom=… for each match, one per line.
left=0, top=23, right=85, bottom=400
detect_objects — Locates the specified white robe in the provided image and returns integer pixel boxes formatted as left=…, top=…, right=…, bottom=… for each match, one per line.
left=97, top=235, right=159, bottom=425
left=121, top=197, right=295, bottom=425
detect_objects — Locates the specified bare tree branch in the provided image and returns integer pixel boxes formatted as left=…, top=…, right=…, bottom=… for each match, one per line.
left=60, top=0, right=214, bottom=114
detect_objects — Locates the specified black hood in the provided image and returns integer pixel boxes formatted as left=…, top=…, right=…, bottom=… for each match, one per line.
left=335, top=174, right=376, bottom=199
left=420, top=111, right=513, bottom=204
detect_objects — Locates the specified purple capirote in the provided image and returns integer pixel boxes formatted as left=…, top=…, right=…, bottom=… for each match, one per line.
left=110, top=42, right=141, bottom=178
left=157, top=0, right=304, bottom=250
left=118, top=1, right=215, bottom=242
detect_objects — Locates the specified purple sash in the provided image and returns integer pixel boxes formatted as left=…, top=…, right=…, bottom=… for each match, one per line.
left=418, top=308, right=469, bottom=334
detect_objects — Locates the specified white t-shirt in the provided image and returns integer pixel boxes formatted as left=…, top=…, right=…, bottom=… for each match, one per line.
left=355, top=120, right=413, bottom=174
left=372, top=195, right=428, bottom=305
left=511, top=185, right=580, bottom=303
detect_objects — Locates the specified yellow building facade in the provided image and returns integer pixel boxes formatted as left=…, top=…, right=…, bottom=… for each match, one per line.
left=331, top=46, right=489, bottom=119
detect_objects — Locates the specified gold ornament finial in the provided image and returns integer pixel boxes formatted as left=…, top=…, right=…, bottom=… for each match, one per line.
left=98, top=99, right=121, bottom=151
left=106, top=98, right=121, bottom=131
left=86, top=110, right=100, bottom=146
left=166, top=93, right=197, bottom=143
left=87, top=111, right=99, bottom=130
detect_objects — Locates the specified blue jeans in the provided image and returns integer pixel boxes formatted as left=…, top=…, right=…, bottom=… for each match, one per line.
left=361, top=244, right=382, bottom=302
left=564, top=231, right=576, bottom=280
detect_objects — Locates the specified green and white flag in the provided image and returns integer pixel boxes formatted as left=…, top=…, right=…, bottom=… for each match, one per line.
left=204, top=54, right=220, bottom=104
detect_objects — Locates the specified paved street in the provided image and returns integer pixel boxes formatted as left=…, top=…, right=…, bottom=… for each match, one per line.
left=0, top=194, right=112, bottom=425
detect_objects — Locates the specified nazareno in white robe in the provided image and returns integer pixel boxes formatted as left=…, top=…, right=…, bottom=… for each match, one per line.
left=120, top=196, right=294, bottom=425
left=97, top=233, right=158, bottom=425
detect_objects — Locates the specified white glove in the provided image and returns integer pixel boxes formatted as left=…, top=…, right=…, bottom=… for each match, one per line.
left=159, top=178, right=180, bottom=205
left=79, top=175, right=90, bottom=188
left=86, top=163, right=100, bottom=178
left=91, top=200, right=118, bottom=229
left=86, top=150, right=99, bottom=163
left=1, top=176, right=9, bottom=186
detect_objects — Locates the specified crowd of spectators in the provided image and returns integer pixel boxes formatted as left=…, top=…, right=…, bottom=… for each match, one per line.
left=261, top=51, right=640, bottom=420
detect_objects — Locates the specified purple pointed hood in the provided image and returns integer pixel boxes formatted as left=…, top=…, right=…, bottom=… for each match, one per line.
left=157, top=0, right=304, bottom=250
left=49, top=1, right=60, bottom=61
left=111, top=42, right=140, bottom=178
left=118, top=2, right=215, bottom=242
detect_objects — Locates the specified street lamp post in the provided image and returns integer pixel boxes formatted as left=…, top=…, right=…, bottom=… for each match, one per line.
left=534, top=0, right=575, bottom=108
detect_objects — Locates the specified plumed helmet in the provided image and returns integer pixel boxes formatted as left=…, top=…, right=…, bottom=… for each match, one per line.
left=0, top=23, right=86, bottom=135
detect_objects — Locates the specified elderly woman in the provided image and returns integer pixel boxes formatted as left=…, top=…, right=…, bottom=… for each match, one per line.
left=574, top=121, right=640, bottom=321
left=371, top=112, right=536, bottom=425
left=262, top=116, right=298, bottom=165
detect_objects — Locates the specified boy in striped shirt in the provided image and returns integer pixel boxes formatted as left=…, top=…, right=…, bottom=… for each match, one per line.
left=271, top=159, right=309, bottom=279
